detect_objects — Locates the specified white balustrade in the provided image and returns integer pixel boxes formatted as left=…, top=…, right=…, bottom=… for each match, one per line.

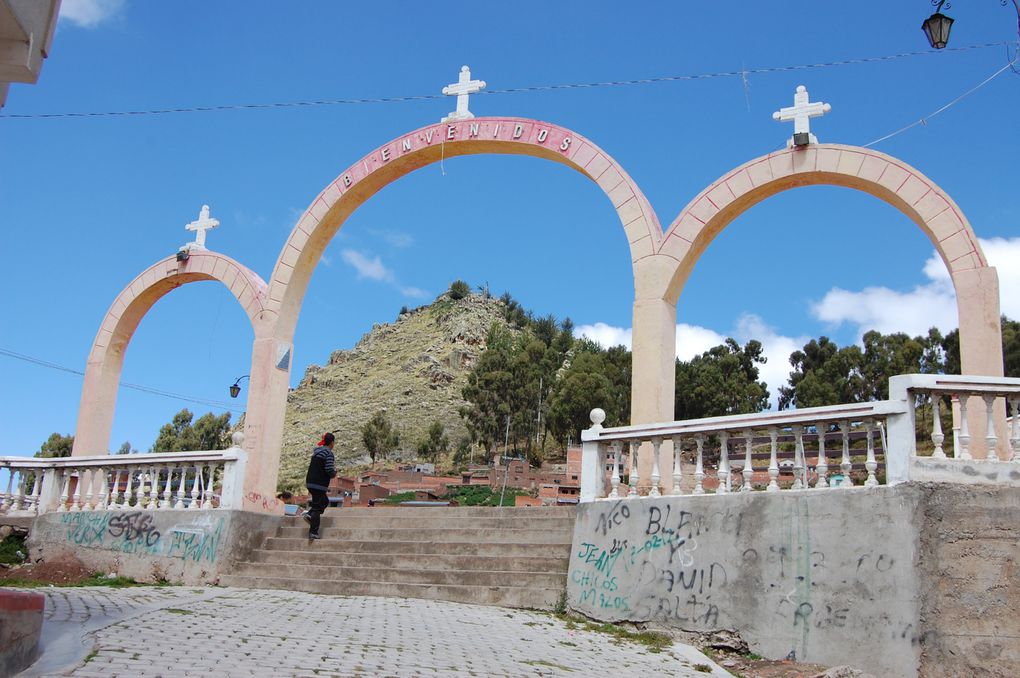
left=0, top=435, right=245, bottom=516
left=579, top=401, right=900, bottom=501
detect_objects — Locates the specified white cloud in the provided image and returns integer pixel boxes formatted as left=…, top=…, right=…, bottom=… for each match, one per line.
left=368, top=228, right=414, bottom=248
left=340, top=249, right=426, bottom=299
left=811, top=236, right=1020, bottom=338
left=341, top=249, right=393, bottom=282
left=59, top=0, right=125, bottom=28
left=577, top=314, right=806, bottom=409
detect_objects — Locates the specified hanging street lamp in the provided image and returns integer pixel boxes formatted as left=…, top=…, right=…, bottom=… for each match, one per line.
left=922, top=1, right=955, bottom=49
left=229, top=375, right=250, bottom=398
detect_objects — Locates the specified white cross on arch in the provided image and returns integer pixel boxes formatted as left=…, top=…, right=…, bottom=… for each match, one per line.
left=442, top=65, right=486, bottom=123
left=184, top=204, right=219, bottom=249
left=772, top=85, right=831, bottom=147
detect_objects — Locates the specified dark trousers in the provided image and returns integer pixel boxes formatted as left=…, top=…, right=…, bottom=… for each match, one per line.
left=308, top=489, right=328, bottom=535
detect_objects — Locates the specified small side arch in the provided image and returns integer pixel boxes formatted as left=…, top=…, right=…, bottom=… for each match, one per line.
left=71, top=250, right=269, bottom=456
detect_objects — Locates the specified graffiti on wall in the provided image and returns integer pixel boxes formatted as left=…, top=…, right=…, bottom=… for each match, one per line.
left=61, top=511, right=224, bottom=563
left=568, top=497, right=911, bottom=663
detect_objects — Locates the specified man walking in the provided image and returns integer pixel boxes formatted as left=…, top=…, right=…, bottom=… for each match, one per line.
left=304, top=432, right=337, bottom=540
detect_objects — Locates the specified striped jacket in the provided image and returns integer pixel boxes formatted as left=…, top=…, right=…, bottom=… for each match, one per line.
left=305, top=445, right=336, bottom=491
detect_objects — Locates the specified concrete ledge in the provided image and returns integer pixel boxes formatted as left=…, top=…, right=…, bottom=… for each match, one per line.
left=910, top=456, right=1020, bottom=485
left=0, top=590, right=44, bottom=676
left=27, top=510, right=282, bottom=585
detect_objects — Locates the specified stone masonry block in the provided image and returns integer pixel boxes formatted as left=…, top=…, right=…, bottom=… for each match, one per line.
left=725, top=169, right=753, bottom=198
left=616, top=197, right=644, bottom=227
left=297, top=213, right=318, bottom=235
left=836, top=150, right=866, bottom=176
left=596, top=167, right=624, bottom=193
left=706, top=182, right=736, bottom=210
left=896, top=175, right=931, bottom=207
left=745, top=159, right=774, bottom=187
left=623, top=214, right=649, bottom=244
left=607, top=180, right=635, bottom=208
left=927, top=209, right=965, bottom=242
left=689, top=196, right=720, bottom=224
left=857, top=154, right=888, bottom=183
left=322, top=182, right=341, bottom=206
left=790, top=147, right=817, bottom=174
left=658, top=233, right=692, bottom=261
left=280, top=244, right=301, bottom=269
left=877, top=163, right=910, bottom=193
left=211, top=258, right=229, bottom=280
left=584, top=153, right=611, bottom=180
left=914, top=190, right=951, bottom=222
left=940, top=229, right=976, bottom=263
left=287, top=226, right=309, bottom=253
left=767, top=152, right=794, bottom=179
left=570, top=143, right=598, bottom=170
left=672, top=213, right=704, bottom=243
left=308, top=197, right=329, bottom=222
left=815, top=147, right=841, bottom=173
left=629, top=234, right=654, bottom=260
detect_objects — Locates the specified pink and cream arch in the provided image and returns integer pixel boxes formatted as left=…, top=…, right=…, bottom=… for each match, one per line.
left=71, top=108, right=1003, bottom=512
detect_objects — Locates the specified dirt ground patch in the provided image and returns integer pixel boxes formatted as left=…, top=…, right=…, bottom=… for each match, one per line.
left=0, top=554, right=95, bottom=586
left=713, top=653, right=831, bottom=677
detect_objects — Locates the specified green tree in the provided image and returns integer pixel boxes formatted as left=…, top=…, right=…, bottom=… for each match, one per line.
left=452, top=436, right=473, bottom=466
left=448, top=279, right=471, bottom=300
left=151, top=409, right=231, bottom=452
left=546, top=339, right=631, bottom=448
left=362, top=410, right=400, bottom=465
left=416, top=421, right=450, bottom=462
left=35, top=433, right=74, bottom=458
left=779, top=337, right=864, bottom=409
left=116, top=441, right=132, bottom=455
left=675, top=338, right=769, bottom=419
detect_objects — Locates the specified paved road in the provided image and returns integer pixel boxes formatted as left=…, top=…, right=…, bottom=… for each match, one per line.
left=15, top=586, right=731, bottom=677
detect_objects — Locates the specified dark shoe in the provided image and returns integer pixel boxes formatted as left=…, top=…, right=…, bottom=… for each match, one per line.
left=301, top=511, right=312, bottom=524
left=308, top=532, right=321, bottom=540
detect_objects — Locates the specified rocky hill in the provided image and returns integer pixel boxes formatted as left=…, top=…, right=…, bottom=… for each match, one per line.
left=277, top=293, right=508, bottom=490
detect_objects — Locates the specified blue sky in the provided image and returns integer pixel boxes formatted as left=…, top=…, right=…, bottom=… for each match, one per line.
left=1, top=1, right=1018, bottom=456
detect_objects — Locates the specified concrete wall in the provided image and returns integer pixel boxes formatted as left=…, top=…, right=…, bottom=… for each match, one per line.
left=568, top=485, right=1020, bottom=678
left=28, top=509, right=281, bottom=585
left=0, top=590, right=43, bottom=677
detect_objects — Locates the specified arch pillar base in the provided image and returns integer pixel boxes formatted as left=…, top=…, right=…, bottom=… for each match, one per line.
left=238, top=337, right=291, bottom=514
left=632, top=296, right=676, bottom=491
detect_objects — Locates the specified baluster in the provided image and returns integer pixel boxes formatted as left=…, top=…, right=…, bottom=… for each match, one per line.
left=717, top=431, right=730, bottom=494
left=11, top=470, right=25, bottom=511
left=693, top=435, right=706, bottom=495
left=1, top=470, right=13, bottom=510
left=57, top=469, right=71, bottom=512
left=162, top=465, right=175, bottom=508
left=958, top=394, right=972, bottom=460
left=28, top=471, right=42, bottom=514
left=983, top=395, right=999, bottom=461
left=791, top=426, right=805, bottom=490
left=96, top=469, right=109, bottom=509
left=189, top=464, right=201, bottom=508
left=70, top=469, right=83, bottom=511
left=608, top=441, right=622, bottom=499
left=840, top=420, right=853, bottom=487
left=83, top=468, right=96, bottom=510
left=930, top=394, right=946, bottom=459
left=741, top=429, right=753, bottom=492
left=148, top=467, right=161, bottom=509
left=864, top=420, right=879, bottom=488
left=1010, top=397, right=1020, bottom=462
left=815, top=423, right=829, bottom=489
left=767, top=427, right=780, bottom=492
left=123, top=466, right=136, bottom=508
left=174, top=465, right=188, bottom=509
left=202, top=464, right=215, bottom=509
left=649, top=438, right=662, bottom=498
left=133, top=468, right=147, bottom=508
left=671, top=436, right=683, bottom=495
left=627, top=442, right=639, bottom=498
left=111, top=469, right=124, bottom=508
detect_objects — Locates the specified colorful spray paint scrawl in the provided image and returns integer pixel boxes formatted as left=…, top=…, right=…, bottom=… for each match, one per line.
left=60, top=512, right=224, bottom=563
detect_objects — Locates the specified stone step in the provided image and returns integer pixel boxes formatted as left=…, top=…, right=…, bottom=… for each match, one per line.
left=250, top=549, right=569, bottom=572
left=274, top=526, right=573, bottom=543
left=216, top=575, right=564, bottom=610
left=300, top=514, right=576, bottom=530
left=313, top=506, right=577, bottom=518
left=228, top=561, right=566, bottom=588
left=261, top=538, right=572, bottom=557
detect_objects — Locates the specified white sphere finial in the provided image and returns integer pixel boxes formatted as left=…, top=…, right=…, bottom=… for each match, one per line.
left=461, top=65, right=470, bottom=72
left=796, top=85, right=806, bottom=93
left=589, top=408, right=606, bottom=427
left=231, top=431, right=245, bottom=447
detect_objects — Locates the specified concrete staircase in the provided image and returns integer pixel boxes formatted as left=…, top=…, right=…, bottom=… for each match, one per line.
left=219, top=505, right=576, bottom=609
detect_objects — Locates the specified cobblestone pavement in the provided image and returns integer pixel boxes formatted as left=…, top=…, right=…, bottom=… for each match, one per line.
left=17, top=586, right=732, bottom=678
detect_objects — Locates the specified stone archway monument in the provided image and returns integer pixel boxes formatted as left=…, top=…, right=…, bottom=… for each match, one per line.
left=72, top=77, right=1004, bottom=508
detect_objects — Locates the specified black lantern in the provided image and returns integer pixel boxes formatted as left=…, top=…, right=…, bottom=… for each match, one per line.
left=922, top=4, right=954, bottom=49
left=229, top=375, right=249, bottom=398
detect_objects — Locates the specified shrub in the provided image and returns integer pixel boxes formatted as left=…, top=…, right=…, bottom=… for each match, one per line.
left=448, top=280, right=470, bottom=300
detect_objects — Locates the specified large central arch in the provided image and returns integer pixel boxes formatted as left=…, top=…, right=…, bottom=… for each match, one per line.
left=240, top=117, right=670, bottom=504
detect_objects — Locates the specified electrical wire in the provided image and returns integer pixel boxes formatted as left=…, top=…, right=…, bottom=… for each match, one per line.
left=863, top=54, right=1018, bottom=147
left=0, top=347, right=244, bottom=413
left=0, top=41, right=1006, bottom=120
